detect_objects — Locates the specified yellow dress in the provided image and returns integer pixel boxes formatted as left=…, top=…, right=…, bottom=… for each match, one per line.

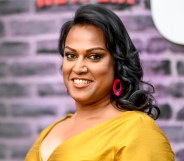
left=25, top=111, right=174, bottom=161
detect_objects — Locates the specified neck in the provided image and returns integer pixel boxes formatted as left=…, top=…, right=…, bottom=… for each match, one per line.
left=73, top=96, right=118, bottom=120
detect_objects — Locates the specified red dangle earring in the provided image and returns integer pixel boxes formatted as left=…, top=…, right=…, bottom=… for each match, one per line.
left=113, top=79, right=123, bottom=96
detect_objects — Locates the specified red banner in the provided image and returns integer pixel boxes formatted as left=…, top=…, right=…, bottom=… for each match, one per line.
left=37, top=0, right=135, bottom=8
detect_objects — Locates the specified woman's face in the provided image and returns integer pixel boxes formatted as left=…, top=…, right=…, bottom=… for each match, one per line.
left=62, top=25, right=114, bottom=105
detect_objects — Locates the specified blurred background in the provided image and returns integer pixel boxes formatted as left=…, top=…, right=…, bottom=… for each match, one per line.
left=0, top=0, right=184, bottom=161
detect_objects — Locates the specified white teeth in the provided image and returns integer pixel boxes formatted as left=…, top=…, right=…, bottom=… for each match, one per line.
left=74, top=79, right=90, bottom=84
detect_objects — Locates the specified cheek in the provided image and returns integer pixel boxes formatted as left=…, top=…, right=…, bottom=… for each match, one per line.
left=62, top=61, right=71, bottom=82
left=94, top=62, right=114, bottom=82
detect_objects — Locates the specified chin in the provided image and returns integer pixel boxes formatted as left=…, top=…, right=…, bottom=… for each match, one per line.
left=71, top=93, right=96, bottom=105
left=73, top=95, right=88, bottom=102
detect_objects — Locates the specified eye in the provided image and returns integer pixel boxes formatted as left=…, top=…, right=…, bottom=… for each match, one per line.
left=64, top=53, right=77, bottom=60
left=88, top=54, right=103, bottom=61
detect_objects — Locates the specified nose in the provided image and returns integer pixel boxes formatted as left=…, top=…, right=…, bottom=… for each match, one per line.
left=72, top=57, right=87, bottom=74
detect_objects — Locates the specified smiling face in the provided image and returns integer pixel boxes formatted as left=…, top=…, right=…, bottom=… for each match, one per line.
left=62, top=25, right=115, bottom=105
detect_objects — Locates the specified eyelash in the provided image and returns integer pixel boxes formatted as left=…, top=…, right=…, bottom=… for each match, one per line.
left=64, top=53, right=77, bottom=60
left=88, top=54, right=103, bottom=61
left=64, top=53, right=103, bottom=61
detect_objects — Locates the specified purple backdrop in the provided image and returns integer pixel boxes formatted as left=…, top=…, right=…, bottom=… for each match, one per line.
left=0, top=0, right=184, bottom=160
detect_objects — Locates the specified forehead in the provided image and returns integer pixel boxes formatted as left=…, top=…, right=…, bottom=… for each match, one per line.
left=65, top=25, right=106, bottom=47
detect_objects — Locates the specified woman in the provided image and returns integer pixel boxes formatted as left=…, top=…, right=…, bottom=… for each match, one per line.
left=25, top=4, right=174, bottom=161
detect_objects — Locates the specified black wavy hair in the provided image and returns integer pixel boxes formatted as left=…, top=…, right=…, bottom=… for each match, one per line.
left=58, top=4, right=160, bottom=119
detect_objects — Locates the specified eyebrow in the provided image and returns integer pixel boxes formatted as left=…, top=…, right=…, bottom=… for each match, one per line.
left=65, top=46, right=106, bottom=52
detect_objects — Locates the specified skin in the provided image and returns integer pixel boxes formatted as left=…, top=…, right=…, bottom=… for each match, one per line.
left=63, top=24, right=115, bottom=107
left=41, top=24, right=124, bottom=161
